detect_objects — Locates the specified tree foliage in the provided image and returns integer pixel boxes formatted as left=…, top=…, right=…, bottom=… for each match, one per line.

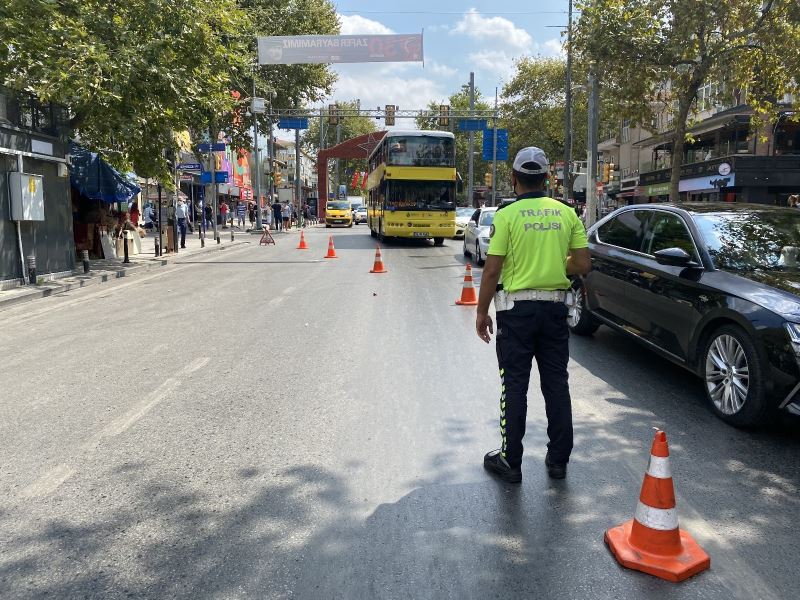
left=0, top=0, right=341, bottom=183
left=573, top=0, right=800, bottom=201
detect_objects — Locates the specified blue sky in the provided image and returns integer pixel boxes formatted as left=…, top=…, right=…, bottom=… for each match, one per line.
left=328, top=1, right=569, bottom=108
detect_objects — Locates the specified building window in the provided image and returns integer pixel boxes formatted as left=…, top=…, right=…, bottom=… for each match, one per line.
left=621, top=119, right=631, bottom=143
left=0, top=92, right=6, bottom=122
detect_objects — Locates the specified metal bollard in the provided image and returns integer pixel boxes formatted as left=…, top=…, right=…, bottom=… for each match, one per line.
left=27, top=254, right=36, bottom=284
left=154, top=234, right=160, bottom=256
left=123, top=233, right=130, bottom=263
left=82, top=250, right=90, bottom=274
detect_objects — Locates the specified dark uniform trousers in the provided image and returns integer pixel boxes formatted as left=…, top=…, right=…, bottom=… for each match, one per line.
left=495, top=299, right=573, bottom=468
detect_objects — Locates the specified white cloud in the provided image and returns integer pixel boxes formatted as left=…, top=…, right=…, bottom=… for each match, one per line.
left=468, top=50, right=516, bottom=80
left=330, top=74, right=447, bottom=115
left=427, top=61, right=458, bottom=78
left=451, top=8, right=532, bottom=53
left=338, top=14, right=394, bottom=35
left=541, top=38, right=565, bottom=57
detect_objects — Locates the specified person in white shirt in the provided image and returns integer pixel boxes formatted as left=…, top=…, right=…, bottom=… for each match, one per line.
left=175, top=198, right=190, bottom=248
left=282, top=202, right=292, bottom=230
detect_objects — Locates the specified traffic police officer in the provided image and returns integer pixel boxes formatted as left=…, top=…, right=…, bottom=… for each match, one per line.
left=476, top=147, right=591, bottom=482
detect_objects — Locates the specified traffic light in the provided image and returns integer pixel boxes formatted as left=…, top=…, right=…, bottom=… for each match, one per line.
left=273, top=170, right=282, bottom=186
left=484, top=172, right=493, bottom=187
left=328, top=103, right=338, bottom=125
left=602, top=162, right=610, bottom=183
left=385, top=104, right=396, bottom=126
left=438, top=105, right=450, bottom=127
left=608, top=163, right=615, bottom=182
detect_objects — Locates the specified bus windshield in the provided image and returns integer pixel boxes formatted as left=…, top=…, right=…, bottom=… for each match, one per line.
left=386, top=136, right=455, bottom=167
left=385, top=181, right=455, bottom=211
left=326, top=201, right=350, bottom=210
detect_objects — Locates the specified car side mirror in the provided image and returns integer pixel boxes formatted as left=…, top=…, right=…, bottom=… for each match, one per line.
left=654, top=247, right=698, bottom=268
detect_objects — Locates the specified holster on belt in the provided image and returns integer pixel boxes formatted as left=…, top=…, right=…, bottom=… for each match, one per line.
left=494, top=289, right=514, bottom=312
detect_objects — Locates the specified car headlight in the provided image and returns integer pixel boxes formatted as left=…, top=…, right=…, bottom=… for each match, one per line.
left=784, top=323, right=800, bottom=356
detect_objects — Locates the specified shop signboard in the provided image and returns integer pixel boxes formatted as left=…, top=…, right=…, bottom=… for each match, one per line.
left=679, top=173, right=735, bottom=192
left=645, top=182, right=671, bottom=196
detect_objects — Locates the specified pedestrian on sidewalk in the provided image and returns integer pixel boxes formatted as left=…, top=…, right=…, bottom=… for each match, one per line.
left=282, top=202, right=292, bottom=231
left=264, top=205, right=273, bottom=230
left=272, top=200, right=283, bottom=231
left=248, top=203, right=256, bottom=229
left=176, top=197, right=190, bottom=248
left=204, top=204, right=213, bottom=230
left=237, top=201, right=246, bottom=228
left=302, top=204, right=311, bottom=227
left=475, top=147, right=592, bottom=484
left=143, top=202, right=155, bottom=230
left=129, top=202, right=140, bottom=227
left=220, top=200, right=229, bottom=228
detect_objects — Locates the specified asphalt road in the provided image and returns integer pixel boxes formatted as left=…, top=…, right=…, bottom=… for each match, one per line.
left=1, top=225, right=798, bottom=599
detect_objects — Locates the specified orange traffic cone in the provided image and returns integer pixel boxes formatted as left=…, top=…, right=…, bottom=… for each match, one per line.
left=297, top=230, right=308, bottom=250
left=605, top=430, right=710, bottom=582
left=455, top=264, right=479, bottom=305
left=324, top=236, right=338, bottom=259
left=370, top=245, right=388, bottom=273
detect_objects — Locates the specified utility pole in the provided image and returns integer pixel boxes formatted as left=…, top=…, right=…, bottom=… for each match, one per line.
left=467, top=71, right=475, bottom=207
left=252, top=71, right=262, bottom=230
left=319, top=106, right=325, bottom=211
left=268, top=106, right=275, bottom=213
left=335, top=117, right=342, bottom=192
left=295, top=100, right=302, bottom=227
left=586, top=68, right=600, bottom=229
left=563, top=0, right=573, bottom=204
left=491, top=87, right=498, bottom=207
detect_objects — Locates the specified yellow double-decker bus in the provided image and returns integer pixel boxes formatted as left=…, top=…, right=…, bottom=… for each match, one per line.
left=366, top=130, right=457, bottom=245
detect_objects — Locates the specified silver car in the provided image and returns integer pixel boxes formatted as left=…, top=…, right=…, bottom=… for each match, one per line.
left=463, top=207, right=497, bottom=265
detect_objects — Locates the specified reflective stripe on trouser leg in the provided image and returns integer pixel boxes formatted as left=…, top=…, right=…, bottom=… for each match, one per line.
left=499, top=367, right=507, bottom=458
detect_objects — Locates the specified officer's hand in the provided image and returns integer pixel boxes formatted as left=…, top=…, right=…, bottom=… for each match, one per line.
left=476, top=312, right=494, bottom=344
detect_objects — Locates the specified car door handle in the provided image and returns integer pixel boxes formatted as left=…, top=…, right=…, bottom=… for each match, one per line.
left=627, top=269, right=641, bottom=278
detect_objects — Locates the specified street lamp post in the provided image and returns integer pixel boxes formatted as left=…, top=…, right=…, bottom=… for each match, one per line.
left=563, top=0, right=574, bottom=204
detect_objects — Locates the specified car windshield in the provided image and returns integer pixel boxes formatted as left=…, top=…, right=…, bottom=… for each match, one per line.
left=327, top=201, right=350, bottom=210
left=385, top=181, right=455, bottom=211
left=479, top=211, right=495, bottom=227
left=694, top=209, right=800, bottom=271
left=457, top=207, right=474, bottom=218
left=357, top=207, right=367, bottom=213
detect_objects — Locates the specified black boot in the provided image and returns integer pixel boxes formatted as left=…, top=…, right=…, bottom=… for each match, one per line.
left=483, top=449, right=522, bottom=483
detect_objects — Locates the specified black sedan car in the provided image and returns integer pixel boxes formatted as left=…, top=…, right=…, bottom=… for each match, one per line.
left=567, top=203, right=800, bottom=427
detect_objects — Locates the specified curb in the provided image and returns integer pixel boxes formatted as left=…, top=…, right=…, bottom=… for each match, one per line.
left=0, top=241, right=250, bottom=310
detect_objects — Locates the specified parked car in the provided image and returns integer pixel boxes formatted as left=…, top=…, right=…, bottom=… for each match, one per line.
left=568, top=202, right=800, bottom=427
left=353, top=206, right=368, bottom=224
left=454, top=207, right=474, bottom=239
left=463, top=207, right=497, bottom=265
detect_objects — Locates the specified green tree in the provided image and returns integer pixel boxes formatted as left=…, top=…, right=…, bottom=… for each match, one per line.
left=301, top=101, right=377, bottom=190
left=573, top=0, right=800, bottom=201
left=417, top=87, right=492, bottom=205
left=0, top=0, right=250, bottom=182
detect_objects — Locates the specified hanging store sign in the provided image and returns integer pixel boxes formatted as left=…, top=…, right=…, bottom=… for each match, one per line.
left=679, top=173, right=736, bottom=192
left=257, top=34, right=423, bottom=65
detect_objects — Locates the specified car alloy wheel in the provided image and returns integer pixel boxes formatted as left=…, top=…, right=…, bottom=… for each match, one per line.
left=705, top=334, right=750, bottom=415
left=566, top=286, right=583, bottom=328
left=463, top=237, right=470, bottom=257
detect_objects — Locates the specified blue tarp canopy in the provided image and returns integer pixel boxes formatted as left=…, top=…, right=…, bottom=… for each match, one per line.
left=69, top=142, right=141, bottom=203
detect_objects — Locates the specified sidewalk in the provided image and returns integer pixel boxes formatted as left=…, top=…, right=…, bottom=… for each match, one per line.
left=0, top=227, right=250, bottom=310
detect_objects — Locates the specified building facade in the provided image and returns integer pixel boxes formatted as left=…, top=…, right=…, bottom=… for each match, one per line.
left=598, top=93, right=800, bottom=209
left=0, top=87, right=74, bottom=287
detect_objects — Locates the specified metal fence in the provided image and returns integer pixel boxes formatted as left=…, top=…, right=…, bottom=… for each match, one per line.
left=0, top=85, right=69, bottom=138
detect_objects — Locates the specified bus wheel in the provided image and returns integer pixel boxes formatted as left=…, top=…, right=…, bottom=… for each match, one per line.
left=433, top=237, right=445, bottom=246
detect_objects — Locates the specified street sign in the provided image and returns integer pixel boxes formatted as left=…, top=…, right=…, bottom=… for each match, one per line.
left=458, top=119, right=487, bottom=131
left=199, top=171, right=230, bottom=184
left=278, top=118, right=309, bottom=130
left=177, top=162, right=202, bottom=171
left=180, top=174, right=194, bottom=182
left=197, top=143, right=212, bottom=153
left=252, top=98, right=266, bottom=114
left=482, top=129, right=509, bottom=161
left=212, top=142, right=227, bottom=152
left=258, top=34, right=423, bottom=65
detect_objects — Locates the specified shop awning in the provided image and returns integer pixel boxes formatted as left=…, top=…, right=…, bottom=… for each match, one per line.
left=69, top=142, right=141, bottom=203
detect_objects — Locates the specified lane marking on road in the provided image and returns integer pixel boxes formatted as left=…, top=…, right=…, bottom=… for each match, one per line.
left=20, top=463, right=76, bottom=498
left=268, top=297, right=284, bottom=308
left=84, top=357, right=210, bottom=446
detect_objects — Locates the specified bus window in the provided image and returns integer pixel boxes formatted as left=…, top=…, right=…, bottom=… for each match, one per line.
left=387, top=137, right=454, bottom=167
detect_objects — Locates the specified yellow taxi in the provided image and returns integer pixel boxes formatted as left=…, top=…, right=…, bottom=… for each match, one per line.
left=325, top=200, right=354, bottom=228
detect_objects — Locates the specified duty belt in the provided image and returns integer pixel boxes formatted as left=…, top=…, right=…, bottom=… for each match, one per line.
left=506, top=289, right=567, bottom=302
